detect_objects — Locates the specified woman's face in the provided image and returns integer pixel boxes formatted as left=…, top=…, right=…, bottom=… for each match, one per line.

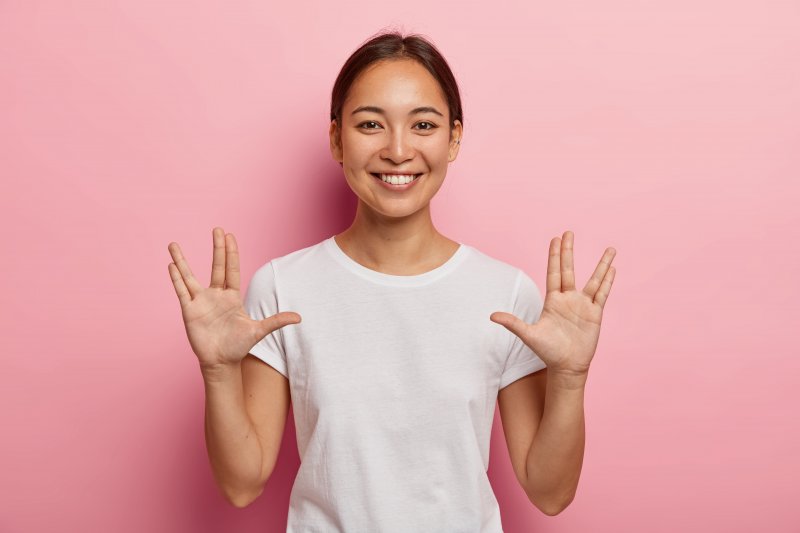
left=330, top=58, right=462, bottom=220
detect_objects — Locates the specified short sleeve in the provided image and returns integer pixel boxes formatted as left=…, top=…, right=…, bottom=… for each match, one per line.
left=243, top=261, right=289, bottom=378
left=499, top=269, right=547, bottom=389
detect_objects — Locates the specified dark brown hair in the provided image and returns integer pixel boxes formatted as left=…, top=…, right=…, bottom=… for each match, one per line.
left=330, top=30, right=464, bottom=138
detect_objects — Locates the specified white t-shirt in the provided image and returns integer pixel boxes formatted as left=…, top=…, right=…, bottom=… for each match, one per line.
left=244, top=235, right=546, bottom=532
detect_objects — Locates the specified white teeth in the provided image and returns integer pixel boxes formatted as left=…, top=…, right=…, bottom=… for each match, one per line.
left=380, top=174, right=417, bottom=185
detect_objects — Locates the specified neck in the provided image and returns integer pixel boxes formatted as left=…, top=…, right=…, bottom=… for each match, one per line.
left=335, top=200, right=453, bottom=275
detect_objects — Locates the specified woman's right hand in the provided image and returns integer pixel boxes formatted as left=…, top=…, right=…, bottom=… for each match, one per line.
left=167, top=227, right=301, bottom=370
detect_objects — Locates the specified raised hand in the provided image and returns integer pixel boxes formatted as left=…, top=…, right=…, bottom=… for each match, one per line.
left=490, top=231, right=616, bottom=378
left=167, top=227, right=301, bottom=370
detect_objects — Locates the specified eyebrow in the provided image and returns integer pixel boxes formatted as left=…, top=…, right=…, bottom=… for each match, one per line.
left=350, top=105, right=444, bottom=117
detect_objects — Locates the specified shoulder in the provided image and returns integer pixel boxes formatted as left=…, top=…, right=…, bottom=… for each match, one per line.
left=461, top=244, right=542, bottom=312
left=462, top=243, right=528, bottom=283
left=252, top=237, right=329, bottom=280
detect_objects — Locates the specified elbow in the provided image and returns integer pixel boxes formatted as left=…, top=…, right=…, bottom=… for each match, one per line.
left=539, top=501, right=567, bottom=517
left=530, top=490, right=575, bottom=517
left=220, top=468, right=272, bottom=509
left=535, top=498, right=569, bottom=517
left=224, top=486, right=263, bottom=509
left=227, top=494, right=253, bottom=509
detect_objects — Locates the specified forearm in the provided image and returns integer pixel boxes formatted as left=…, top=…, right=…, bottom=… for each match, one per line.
left=201, top=362, right=264, bottom=506
left=525, top=371, right=587, bottom=515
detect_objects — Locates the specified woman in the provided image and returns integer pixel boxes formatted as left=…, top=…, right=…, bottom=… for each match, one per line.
left=167, top=31, right=616, bottom=531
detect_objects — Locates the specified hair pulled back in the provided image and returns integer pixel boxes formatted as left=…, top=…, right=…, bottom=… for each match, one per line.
left=330, top=30, right=464, bottom=135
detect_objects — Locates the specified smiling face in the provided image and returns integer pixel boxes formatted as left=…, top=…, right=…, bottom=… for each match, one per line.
left=329, top=58, right=463, bottom=220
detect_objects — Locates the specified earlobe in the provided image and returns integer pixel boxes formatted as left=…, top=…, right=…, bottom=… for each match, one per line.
left=332, top=139, right=341, bottom=162
left=329, top=120, right=343, bottom=163
left=449, top=136, right=461, bottom=161
left=449, top=120, right=464, bottom=159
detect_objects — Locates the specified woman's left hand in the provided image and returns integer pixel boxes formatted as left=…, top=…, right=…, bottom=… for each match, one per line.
left=490, top=231, right=616, bottom=378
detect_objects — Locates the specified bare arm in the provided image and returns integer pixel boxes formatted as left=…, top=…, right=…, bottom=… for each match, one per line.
left=524, top=370, right=587, bottom=514
left=201, top=361, right=265, bottom=508
left=167, top=228, right=299, bottom=507
left=499, top=368, right=586, bottom=516
left=495, top=231, right=615, bottom=515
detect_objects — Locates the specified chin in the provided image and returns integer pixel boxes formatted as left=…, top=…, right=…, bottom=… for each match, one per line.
left=376, top=203, right=432, bottom=219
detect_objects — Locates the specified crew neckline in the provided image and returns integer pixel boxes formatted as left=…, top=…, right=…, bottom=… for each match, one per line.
left=324, top=235, right=471, bottom=287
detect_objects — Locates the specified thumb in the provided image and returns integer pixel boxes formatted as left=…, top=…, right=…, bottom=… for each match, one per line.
left=489, top=311, right=528, bottom=339
left=258, top=311, right=302, bottom=337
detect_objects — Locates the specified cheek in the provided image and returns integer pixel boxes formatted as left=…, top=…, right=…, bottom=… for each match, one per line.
left=430, top=135, right=453, bottom=157
left=341, top=137, right=375, bottom=162
left=430, top=145, right=452, bottom=166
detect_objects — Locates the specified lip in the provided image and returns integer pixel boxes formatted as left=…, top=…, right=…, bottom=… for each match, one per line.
left=370, top=172, right=423, bottom=191
left=372, top=171, right=422, bottom=175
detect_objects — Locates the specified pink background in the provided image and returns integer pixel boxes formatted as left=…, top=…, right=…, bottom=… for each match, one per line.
left=2, top=1, right=798, bottom=531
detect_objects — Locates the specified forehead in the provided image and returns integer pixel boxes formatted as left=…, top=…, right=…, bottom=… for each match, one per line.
left=343, top=59, right=447, bottom=111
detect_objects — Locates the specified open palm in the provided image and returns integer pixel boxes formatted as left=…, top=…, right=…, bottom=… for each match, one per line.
left=167, top=227, right=301, bottom=369
left=490, top=231, right=616, bottom=376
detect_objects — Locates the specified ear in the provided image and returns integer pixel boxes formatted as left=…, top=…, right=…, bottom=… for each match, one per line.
left=329, top=120, right=343, bottom=164
left=448, top=119, right=463, bottom=162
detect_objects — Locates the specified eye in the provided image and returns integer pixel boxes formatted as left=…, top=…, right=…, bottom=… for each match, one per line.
left=415, top=121, right=437, bottom=131
left=357, top=121, right=381, bottom=130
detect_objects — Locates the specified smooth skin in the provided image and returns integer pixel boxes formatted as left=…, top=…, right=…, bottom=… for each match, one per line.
left=167, top=228, right=301, bottom=369
left=168, top=228, right=302, bottom=506
left=493, top=230, right=616, bottom=514
left=329, top=57, right=463, bottom=274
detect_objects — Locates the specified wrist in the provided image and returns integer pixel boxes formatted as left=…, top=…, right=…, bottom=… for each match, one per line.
left=199, top=360, right=241, bottom=383
left=549, top=368, right=589, bottom=390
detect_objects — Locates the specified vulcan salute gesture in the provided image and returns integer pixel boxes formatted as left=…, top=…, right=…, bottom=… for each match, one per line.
left=489, top=230, right=616, bottom=514
left=491, top=230, right=617, bottom=381
left=167, top=228, right=302, bottom=370
left=167, top=29, right=620, bottom=521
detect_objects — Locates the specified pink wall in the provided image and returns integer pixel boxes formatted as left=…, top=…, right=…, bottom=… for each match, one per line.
left=2, top=1, right=798, bottom=531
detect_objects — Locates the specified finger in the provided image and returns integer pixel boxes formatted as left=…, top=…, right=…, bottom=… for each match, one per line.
left=546, top=236, right=562, bottom=295
left=225, top=233, right=240, bottom=291
left=582, top=247, right=616, bottom=300
left=167, top=241, right=203, bottom=299
left=168, top=262, right=191, bottom=308
left=489, top=311, right=529, bottom=340
left=257, top=312, right=302, bottom=339
left=210, top=227, right=226, bottom=289
left=561, top=230, right=576, bottom=291
left=594, top=265, right=615, bottom=308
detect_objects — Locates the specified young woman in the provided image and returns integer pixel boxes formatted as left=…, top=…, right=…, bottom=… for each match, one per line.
left=167, top=31, right=616, bottom=531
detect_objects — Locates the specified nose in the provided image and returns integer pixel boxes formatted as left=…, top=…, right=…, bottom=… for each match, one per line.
left=380, top=129, right=415, bottom=164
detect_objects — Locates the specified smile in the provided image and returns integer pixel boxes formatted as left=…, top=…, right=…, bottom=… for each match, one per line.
left=371, top=173, right=422, bottom=184
left=370, top=173, right=423, bottom=191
